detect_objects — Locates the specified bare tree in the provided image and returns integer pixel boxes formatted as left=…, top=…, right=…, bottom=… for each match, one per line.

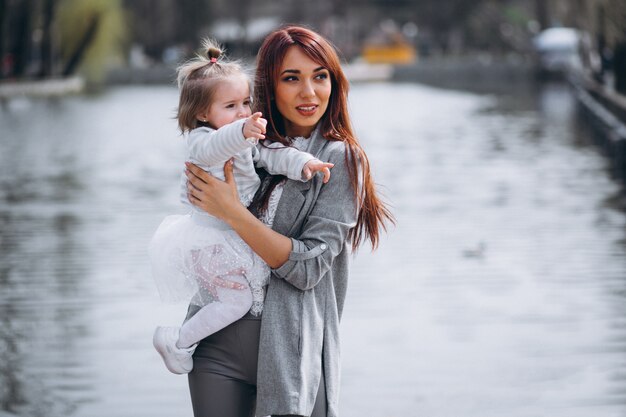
left=9, top=0, right=34, bottom=78
left=37, top=0, right=55, bottom=78
left=535, top=0, right=549, bottom=29
left=0, top=0, right=6, bottom=78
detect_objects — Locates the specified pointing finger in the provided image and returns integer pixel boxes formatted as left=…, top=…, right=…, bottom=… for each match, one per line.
left=322, top=167, right=331, bottom=183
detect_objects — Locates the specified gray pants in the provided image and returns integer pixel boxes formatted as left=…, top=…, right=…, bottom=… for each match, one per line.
left=187, top=313, right=327, bottom=417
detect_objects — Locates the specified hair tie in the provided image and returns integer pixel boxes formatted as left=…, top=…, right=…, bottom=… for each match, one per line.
left=210, top=57, right=217, bottom=63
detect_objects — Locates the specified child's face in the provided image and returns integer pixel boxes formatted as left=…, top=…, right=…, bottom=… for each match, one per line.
left=200, top=76, right=252, bottom=129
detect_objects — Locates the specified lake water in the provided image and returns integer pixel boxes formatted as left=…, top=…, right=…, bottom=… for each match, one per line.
left=1, top=81, right=625, bottom=417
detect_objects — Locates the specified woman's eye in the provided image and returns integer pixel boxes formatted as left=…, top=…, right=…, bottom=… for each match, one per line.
left=316, top=73, right=329, bottom=80
left=282, top=76, right=297, bottom=82
left=226, top=104, right=235, bottom=108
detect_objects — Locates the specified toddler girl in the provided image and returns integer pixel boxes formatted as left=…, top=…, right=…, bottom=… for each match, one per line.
left=149, top=39, right=332, bottom=374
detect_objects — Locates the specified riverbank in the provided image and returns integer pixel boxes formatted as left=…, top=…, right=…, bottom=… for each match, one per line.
left=0, top=57, right=535, bottom=94
left=393, top=55, right=535, bottom=94
left=102, top=56, right=536, bottom=89
left=0, top=76, right=85, bottom=99
left=569, top=72, right=626, bottom=184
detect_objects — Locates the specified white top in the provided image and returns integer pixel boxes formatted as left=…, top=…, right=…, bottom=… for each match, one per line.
left=179, top=119, right=316, bottom=214
left=259, top=135, right=314, bottom=227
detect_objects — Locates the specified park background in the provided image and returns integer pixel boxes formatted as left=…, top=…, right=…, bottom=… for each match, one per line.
left=2, top=1, right=626, bottom=416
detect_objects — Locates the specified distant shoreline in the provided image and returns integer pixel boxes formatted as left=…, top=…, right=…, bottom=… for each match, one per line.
left=0, top=76, right=85, bottom=99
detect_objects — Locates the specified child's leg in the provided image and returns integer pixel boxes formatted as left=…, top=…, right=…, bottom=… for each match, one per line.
left=177, top=272, right=253, bottom=349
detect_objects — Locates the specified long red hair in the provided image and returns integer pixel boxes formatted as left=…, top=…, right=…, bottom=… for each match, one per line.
left=253, top=25, right=394, bottom=251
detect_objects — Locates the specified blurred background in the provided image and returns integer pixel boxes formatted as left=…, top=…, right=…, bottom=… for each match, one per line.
left=1, top=1, right=626, bottom=417
left=0, top=0, right=624, bottom=88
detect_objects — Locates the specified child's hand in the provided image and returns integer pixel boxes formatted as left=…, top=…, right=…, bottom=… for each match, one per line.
left=243, top=112, right=267, bottom=141
left=303, top=159, right=334, bottom=183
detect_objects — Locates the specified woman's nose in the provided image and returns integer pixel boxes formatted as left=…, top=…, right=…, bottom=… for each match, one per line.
left=299, top=80, right=315, bottom=98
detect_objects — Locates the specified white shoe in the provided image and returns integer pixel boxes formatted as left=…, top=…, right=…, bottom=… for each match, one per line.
left=153, top=326, right=196, bottom=374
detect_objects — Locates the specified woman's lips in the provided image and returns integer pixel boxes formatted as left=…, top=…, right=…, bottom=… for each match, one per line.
left=296, top=104, right=318, bottom=116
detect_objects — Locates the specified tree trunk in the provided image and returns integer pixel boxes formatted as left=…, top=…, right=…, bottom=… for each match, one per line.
left=63, top=13, right=100, bottom=77
left=10, top=0, right=33, bottom=78
left=0, top=0, right=6, bottom=78
left=37, top=0, right=55, bottom=78
left=535, top=0, right=549, bottom=30
left=176, top=0, right=210, bottom=48
left=234, top=0, right=250, bottom=56
left=614, top=41, right=626, bottom=95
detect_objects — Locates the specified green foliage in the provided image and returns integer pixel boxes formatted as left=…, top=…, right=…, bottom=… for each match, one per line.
left=56, top=0, right=128, bottom=83
left=503, top=4, right=531, bottom=26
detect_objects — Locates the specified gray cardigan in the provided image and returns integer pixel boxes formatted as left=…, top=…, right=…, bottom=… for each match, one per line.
left=256, top=130, right=358, bottom=417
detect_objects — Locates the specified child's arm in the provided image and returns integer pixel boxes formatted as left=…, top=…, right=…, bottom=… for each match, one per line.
left=302, top=158, right=333, bottom=183
left=187, top=113, right=266, bottom=166
left=253, top=143, right=334, bottom=183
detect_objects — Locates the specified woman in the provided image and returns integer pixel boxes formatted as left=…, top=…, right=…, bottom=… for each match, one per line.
left=184, top=25, right=393, bottom=417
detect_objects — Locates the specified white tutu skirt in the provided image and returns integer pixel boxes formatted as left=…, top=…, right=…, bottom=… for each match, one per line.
left=149, top=212, right=269, bottom=312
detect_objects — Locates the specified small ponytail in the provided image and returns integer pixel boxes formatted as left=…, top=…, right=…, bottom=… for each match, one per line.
left=177, top=38, right=224, bottom=88
left=202, top=38, right=223, bottom=64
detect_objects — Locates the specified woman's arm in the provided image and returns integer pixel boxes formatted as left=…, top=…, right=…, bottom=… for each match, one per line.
left=186, top=142, right=358, bottom=291
left=185, top=160, right=292, bottom=268
left=268, top=145, right=358, bottom=290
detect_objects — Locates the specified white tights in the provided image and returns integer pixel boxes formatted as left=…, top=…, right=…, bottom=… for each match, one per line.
left=177, top=273, right=253, bottom=349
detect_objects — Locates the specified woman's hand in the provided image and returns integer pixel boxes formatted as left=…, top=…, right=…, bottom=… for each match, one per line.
left=191, top=247, right=247, bottom=300
left=185, top=159, right=243, bottom=222
left=187, top=159, right=293, bottom=269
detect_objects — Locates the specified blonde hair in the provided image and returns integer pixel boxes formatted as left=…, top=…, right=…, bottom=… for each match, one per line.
left=176, top=38, right=249, bottom=133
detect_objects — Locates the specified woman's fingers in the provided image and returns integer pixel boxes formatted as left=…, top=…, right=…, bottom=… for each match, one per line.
left=184, top=160, right=241, bottom=219
left=185, top=161, right=222, bottom=198
left=211, top=275, right=247, bottom=290
left=187, top=192, right=199, bottom=205
left=184, top=161, right=203, bottom=179
left=185, top=162, right=212, bottom=186
left=185, top=163, right=211, bottom=207
left=186, top=176, right=205, bottom=202
left=223, top=159, right=235, bottom=185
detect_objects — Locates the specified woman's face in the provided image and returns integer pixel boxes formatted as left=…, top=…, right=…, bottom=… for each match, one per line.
left=274, top=46, right=332, bottom=138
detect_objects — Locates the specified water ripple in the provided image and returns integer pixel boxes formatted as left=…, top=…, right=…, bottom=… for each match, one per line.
left=0, top=84, right=625, bottom=417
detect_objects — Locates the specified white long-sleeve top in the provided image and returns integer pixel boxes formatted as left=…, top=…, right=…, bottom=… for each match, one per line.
left=179, top=118, right=316, bottom=213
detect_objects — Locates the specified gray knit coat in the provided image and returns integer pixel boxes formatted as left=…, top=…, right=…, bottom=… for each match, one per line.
left=255, top=130, right=358, bottom=417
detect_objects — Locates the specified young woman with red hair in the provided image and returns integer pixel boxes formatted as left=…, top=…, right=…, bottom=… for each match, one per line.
left=184, top=25, right=393, bottom=417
